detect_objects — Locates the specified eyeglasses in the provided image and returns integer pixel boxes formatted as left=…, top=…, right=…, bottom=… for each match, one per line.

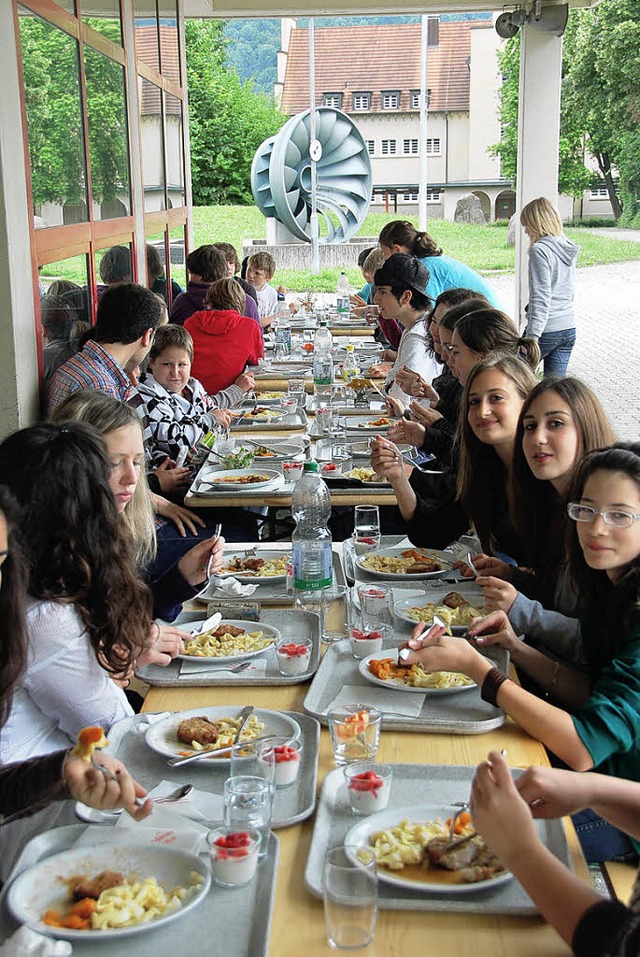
left=567, top=503, right=640, bottom=529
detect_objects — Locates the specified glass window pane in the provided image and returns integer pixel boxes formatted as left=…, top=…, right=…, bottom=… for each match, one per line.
left=95, top=243, right=134, bottom=297
left=39, top=254, right=91, bottom=328
left=168, top=224, right=187, bottom=291
left=140, top=79, right=166, bottom=211
left=134, top=0, right=160, bottom=73
left=165, top=92, right=185, bottom=209
left=56, top=0, right=76, bottom=13
left=82, top=0, right=123, bottom=45
left=158, top=0, right=180, bottom=84
left=84, top=45, right=131, bottom=220
left=18, top=7, right=88, bottom=226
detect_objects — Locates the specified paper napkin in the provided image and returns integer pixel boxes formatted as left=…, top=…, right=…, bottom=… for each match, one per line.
left=326, top=684, right=425, bottom=717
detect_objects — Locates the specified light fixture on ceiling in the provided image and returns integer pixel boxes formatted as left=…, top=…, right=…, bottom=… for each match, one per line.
left=495, top=3, right=569, bottom=39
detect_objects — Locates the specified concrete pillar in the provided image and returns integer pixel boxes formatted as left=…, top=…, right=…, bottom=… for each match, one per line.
left=0, top=4, right=40, bottom=437
left=515, top=25, right=563, bottom=326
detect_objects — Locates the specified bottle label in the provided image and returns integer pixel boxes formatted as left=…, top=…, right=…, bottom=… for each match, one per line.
left=337, top=295, right=350, bottom=314
left=292, top=541, right=332, bottom=590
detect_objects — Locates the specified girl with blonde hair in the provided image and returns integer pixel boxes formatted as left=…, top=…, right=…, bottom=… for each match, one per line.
left=520, top=196, right=579, bottom=376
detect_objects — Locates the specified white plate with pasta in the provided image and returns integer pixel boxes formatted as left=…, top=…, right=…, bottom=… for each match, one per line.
left=144, top=705, right=300, bottom=762
left=355, top=546, right=451, bottom=581
left=358, top=654, right=476, bottom=695
left=177, top=619, right=280, bottom=664
left=394, top=586, right=485, bottom=634
left=210, top=553, right=288, bottom=583
left=345, top=805, right=511, bottom=894
left=6, top=843, right=210, bottom=940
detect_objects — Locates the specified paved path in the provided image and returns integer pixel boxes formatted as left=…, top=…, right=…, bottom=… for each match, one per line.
left=490, top=261, right=639, bottom=441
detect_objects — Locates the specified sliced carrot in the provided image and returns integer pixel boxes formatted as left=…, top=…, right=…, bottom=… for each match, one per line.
left=70, top=898, right=97, bottom=919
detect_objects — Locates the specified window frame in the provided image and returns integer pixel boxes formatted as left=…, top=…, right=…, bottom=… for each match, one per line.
left=381, top=90, right=400, bottom=110
left=381, top=139, right=397, bottom=156
left=352, top=91, right=371, bottom=111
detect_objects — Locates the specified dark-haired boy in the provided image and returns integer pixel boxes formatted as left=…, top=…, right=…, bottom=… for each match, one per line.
left=170, top=245, right=260, bottom=327
left=47, top=282, right=163, bottom=415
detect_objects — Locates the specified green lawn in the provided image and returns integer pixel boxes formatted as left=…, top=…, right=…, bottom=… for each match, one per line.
left=40, top=206, right=638, bottom=292
left=194, top=207, right=639, bottom=292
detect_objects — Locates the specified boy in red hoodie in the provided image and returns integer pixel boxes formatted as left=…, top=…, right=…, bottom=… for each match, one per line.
left=184, top=278, right=264, bottom=395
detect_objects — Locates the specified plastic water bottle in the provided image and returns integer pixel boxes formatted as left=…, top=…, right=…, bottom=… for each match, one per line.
left=291, top=462, right=333, bottom=591
left=336, top=272, right=350, bottom=315
left=273, top=302, right=292, bottom=357
left=313, top=321, right=334, bottom=395
left=342, top=343, right=359, bottom=383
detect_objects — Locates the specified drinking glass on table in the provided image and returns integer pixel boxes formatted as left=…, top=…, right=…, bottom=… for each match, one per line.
left=353, top=505, right=380, bottom=553
left=288, top=379, right=305, bottom=409
left=316, top=407, right=334, bottom=435
left=294, top=584, right=351, bottom=644
left=364, top=304, right=381, bottom=325
left=327, top=705, right=381, bottom=765
left=223, top=776, right=273, bottom=859
left=230, top=741, right=276, bottom=794
left=323, top=845, right=377, bottom=950
left=356, top=583, right=393, bottom=629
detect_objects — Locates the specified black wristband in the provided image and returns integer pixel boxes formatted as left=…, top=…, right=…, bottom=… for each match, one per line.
left=481, top=667, right=510, bottom=707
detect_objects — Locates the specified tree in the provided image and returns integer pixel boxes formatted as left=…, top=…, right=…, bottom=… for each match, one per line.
left=185, top=20, right=286, bottom=205
left=492, top=4, right=640, bottom=223
left=491, top=31, right=592, bottom=200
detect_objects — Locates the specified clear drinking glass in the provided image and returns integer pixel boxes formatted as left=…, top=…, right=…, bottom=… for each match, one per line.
left=353, top=505, right=381, bottom=550
left=294, top=585, right=350, bottom=644
left=323, top=846, right=377, bottom=950
left=356, top=583, right=393, bottom=629
left=327, top=705, right=381, bottom=766
left=223, top=776, right=273, bottom=858
left=230, top=741, right=276, bottom=793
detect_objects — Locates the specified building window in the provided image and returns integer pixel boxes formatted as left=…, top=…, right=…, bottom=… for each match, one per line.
left=426, top=138, right=441, bottom=155
left=590, top=185, right=609, bottom=199
left=381, top=91, right=400, bottom=110
left=403, top=139, right=419, bottom=155
left=352, top=92, right=370, bottom=111
left=323, top=93, right=342, bottom=108
left=381, top=139, right=397, bottom=156
left=411, top=90, right=421, bottom=109
left=365, top=139, right=375, bottom=155
left=426, top=188, right=441, bottom=203
left=403, top=192, right=418, bottom=202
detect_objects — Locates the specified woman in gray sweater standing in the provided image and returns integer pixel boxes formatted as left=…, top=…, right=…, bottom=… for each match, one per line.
left=521, top=197, right=579, bottom=376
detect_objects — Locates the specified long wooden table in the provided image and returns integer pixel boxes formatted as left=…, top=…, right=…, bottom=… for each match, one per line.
left=144, top=677, right=584, bottom=955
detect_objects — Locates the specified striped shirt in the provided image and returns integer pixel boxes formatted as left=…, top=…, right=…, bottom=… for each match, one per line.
left=46, top=340, right=133, bottom=415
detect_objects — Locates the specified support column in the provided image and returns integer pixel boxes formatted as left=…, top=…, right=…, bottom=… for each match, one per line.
left=0, top=4, right=40, bottom=436
left=515, top=25, right=563, bottom=326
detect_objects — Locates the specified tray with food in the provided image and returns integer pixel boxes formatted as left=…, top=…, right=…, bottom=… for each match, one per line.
left=0, top=824, right=278, bottom=956
left=136, top=608, right=323, bottom=686
left=318, top=464, right=392, bottom=489
left=74, top=710, right=319, bottom=829
left=393, top=585, right=485, bottom=634
left=306, top=395, right=385, bottom=416
left=212, top=554, right=289, bottom=583
left=247, top=442, right=307, bottom=463
left=304, top=764, right=570, bottom=913
left=355, top=546, right=453, bottom=581
left=230, top=409, right=308, bottom=432
left=303, top=639, right=508, bottom=734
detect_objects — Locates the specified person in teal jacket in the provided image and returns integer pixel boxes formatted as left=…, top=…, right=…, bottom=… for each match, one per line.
left=379, top=219, right=503, bottom=310
left=402, top=443, right=640, bottom=862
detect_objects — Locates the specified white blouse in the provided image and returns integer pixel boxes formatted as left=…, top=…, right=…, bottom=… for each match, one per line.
left=0, top=600, right=133, bottom=763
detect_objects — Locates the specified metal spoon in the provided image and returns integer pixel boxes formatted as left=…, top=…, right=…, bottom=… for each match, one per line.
left=398, top=614, right=448, bottom=663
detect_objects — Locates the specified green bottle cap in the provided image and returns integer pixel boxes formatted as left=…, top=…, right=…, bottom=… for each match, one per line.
left=304, top=461, right=319, bottom=472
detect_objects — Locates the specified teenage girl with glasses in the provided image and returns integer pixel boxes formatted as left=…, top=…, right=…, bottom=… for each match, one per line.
left=403, top=443, right=640, bottom=863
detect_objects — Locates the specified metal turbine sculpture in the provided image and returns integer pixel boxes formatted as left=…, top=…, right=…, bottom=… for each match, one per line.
left=251, top=107, right=373, bottom=244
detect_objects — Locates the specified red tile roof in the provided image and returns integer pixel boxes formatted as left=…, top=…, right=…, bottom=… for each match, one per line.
left=137, top=25, right=181, bottom=115
left=280, top=21, right=490, bottom=115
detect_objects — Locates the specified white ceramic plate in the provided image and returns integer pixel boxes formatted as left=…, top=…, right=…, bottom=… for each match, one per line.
left=394, top=585, right=485, bottom=634
left=357, top=653, right=476, bottom=695
left=241, top=409, right=286, bottom=423
left=345, top=805, right=512, bottom=894
left=145, top=706, right=300, bottom=762
left=355, top=547, right=451, bottom=581
left=177, top=619, right=281, bottom=664
left=352, top=417, right=393, bottom=432
left=198, top=468, right=281, bottom=491
left=6, top=843, right=210, bottom=940
left=251, top=444, right=305, bottom=463
left=211, top=554, right=289, bottom=583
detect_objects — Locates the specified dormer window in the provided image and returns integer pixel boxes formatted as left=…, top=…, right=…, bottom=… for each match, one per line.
left=323, top=93, right=342, bottom=108
left=352, top=92, right=370, bottom=111
left=381, top=90, right=400, bottom=110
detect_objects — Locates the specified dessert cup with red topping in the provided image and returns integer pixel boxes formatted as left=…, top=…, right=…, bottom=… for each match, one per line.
left=348, top=624, right=388, bottom=659
left=344, top=763, right=392, bottom=815
left=259, top=736, right=303, bottom=788
left=207, top=826, right=262, bottom=886
left=275, top=637, right=312, bottom=676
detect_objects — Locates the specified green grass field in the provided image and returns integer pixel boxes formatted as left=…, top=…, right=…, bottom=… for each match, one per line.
left=41, top=206, right=638, bottom=293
